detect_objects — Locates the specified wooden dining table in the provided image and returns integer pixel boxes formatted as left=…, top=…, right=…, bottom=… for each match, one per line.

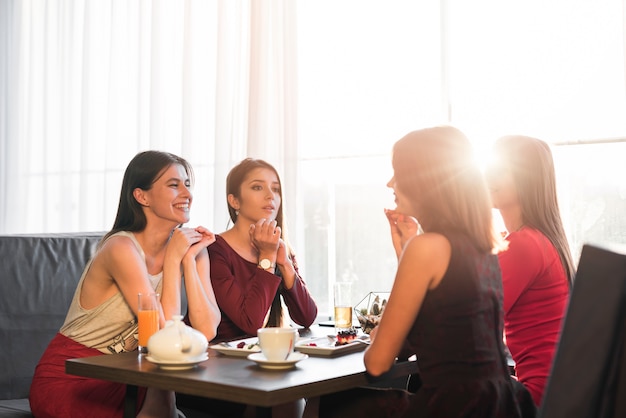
left=65, top=327, right=418, bottom=418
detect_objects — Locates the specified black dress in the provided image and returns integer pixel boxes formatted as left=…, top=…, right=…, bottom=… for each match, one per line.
left=400, top=231, right=529, bottom=418
left=317, top=231, right=534, bottom=418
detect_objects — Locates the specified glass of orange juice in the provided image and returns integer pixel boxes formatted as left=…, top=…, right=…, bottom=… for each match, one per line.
left=138, top=292, right=159, bottom=354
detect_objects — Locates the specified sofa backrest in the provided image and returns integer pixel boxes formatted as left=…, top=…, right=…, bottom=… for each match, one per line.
left=0, top=232, right=103, bottom=400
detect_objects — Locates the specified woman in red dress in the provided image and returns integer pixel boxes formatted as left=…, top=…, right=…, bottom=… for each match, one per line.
left=486, top=135, right=574, bottom=407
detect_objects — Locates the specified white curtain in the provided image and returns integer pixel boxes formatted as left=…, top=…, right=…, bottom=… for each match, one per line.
left=0, top=0, right=297, bottom=234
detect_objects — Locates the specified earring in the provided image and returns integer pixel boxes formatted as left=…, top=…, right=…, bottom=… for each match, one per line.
left=235, top=210, right=239, bottom=216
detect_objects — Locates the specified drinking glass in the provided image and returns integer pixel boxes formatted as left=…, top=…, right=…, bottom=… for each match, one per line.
left=333, top=282, right=353, bottom=331
left=138, top=292, right=159, bottom=354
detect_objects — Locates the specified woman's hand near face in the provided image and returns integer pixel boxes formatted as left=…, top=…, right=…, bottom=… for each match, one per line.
left=165, top=227, right=205, bottom=264
left=249, top=218, right=281, bottom=259
left=275, top=239, right=297, bottom=289
left=385, top=209, right=419, bottom=258
left=182, top=226, right=216, bottom=263
left=275, top=239, right=290, bottom=266
left=180, top=227, right=221, bottom=341
left=161, top=227, right=208, bottom=318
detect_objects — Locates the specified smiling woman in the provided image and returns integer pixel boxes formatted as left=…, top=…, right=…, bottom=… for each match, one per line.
left=29, top=150, right=221, bottom=418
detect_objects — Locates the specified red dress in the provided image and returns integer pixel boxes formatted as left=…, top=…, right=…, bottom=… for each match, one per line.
left=499, top=227, right=569, bottom=406
left=29, top=333, right=146, bottom=418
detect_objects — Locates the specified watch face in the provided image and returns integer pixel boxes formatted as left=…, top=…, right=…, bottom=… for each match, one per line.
left=260, top=259, right=271, bottom=269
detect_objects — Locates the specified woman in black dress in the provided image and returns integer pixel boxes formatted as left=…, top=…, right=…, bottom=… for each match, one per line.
left=313, top=126, right=535, bottom=418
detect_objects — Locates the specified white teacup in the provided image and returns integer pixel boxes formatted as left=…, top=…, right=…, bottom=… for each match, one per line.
left=257, top=327, right=298, bottom=362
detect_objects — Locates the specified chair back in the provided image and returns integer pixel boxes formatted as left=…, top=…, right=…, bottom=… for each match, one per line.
left=539, top=243, right=626, bottom=418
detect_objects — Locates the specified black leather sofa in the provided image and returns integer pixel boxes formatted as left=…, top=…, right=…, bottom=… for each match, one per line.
left=0, top=232, right=104, bottom=417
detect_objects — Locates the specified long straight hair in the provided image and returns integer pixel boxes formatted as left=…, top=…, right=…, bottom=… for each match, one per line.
left=225, top=158, right=288, bottom=327
left=393, top=126, right=499, bottom=254
left=101, top=151, right=193, bottom=246
left=494, top=135, right=575, bottom=284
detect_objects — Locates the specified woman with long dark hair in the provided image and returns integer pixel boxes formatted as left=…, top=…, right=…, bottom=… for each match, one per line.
left=179, top=158, right=316, bottom=418
left=208, top=157, right=317, bottom=340
left=30, top=150, right=220, bottom=418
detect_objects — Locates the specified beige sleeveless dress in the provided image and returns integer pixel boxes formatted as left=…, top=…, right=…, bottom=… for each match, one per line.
left=60, top=231, right=162, bottom=354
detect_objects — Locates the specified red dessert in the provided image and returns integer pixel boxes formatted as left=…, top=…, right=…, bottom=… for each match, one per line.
left=335, top=328, right=357, bottom=346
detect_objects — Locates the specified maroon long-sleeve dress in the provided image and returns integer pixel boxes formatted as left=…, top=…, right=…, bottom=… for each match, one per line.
left=207, top=235, right=317, bottom=341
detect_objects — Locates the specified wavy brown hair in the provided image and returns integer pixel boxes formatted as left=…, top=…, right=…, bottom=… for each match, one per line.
left=493, top=135, right=575, bottom=284
left=392, top=126, right=498, bottom=254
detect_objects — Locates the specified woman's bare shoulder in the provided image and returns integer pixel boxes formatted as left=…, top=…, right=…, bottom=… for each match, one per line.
left=99, top=233, right=136, bottom=251
left=404, top=232, right=451, bottom=255
left=401, top=233, right=451, bottom=289
left=94, top=233, right=142, bottom=266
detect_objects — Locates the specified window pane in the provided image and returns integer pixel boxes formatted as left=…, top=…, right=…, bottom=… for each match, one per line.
left=297, top=1, right=444, bottom=159
left=296, top=1, right=443, bottom=317
left=448, top=0, right=626, bottom=142
left=296, top=1, right=626, bottom=318
left=554, top=142, right=626, bottom=264
left=297, top=157, right=397, bottom=318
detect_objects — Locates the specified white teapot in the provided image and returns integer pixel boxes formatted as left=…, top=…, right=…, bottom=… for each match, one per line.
left=147, top=315, right=208, bottom=361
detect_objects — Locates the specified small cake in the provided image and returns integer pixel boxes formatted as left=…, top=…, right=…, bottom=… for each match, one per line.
left=335, top=328, right=357, bottom=346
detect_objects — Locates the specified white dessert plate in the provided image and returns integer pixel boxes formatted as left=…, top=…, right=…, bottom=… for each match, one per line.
left=209, top=337, right=261, bottom=357
left=145, top=352, right=209, bottom=370
left=247, top=351, right=308, bottom=370
left=295, top=335, right=369, bottom=357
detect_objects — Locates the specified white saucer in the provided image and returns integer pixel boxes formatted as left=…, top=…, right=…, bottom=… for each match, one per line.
left=145, top=353, right=209, bottom=370
left=247, top=352, right=308, bottom=370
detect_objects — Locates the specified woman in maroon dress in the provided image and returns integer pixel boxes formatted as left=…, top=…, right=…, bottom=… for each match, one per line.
left=206, top=158, right=317, bottom=340
left=180, top=158, right=317, bottom=418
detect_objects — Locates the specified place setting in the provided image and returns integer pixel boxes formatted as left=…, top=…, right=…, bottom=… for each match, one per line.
left=209, top=336, right=262, bottom=358
left=247, top=327, right=308, bottom=370
left=295, top=332, right=369, bottom=357
left=296, top=284, right=376, bottom=357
